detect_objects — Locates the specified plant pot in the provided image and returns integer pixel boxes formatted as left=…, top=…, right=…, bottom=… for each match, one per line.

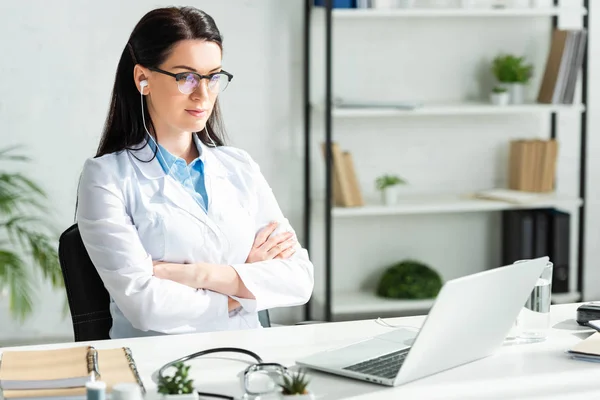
left=280, top=392, right=316, bottom=400
left=396, top=0, right=416, bottom=7
left=161, top=393, right=198, bottom=400
left=490, top=91, right=509, bottom=106
left=381, top=186, right=400, bottom=206
left=507, top=83, right=526, bottom=104
left=372, top=0, right=402, bottom=8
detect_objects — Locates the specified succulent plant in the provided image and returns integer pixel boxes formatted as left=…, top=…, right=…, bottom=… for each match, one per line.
left=157, top=362, right=195, bottom=395
left=279, top=369, right=310, bottom=395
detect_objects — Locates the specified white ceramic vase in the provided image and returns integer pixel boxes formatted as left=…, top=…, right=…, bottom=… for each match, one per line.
left=280, top=392, right=316, bottom=400
left=507, top=83, right=525, bottom=104
left=382, top=186, right=400, bottom=206
left=161, top=394, right=199, bottom=400
left=490, top=91, right=509, bottom=106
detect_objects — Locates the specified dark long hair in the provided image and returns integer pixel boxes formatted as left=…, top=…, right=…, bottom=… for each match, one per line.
left=96, top=6, right=226, bottom=157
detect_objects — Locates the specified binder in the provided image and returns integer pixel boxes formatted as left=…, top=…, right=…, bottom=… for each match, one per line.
left=501, top=209, right=570, bottom=294
left=0, top=346, right=144, bottom=399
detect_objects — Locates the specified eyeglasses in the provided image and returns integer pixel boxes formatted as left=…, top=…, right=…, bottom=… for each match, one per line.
left=148, top=67, right=233, bottom=95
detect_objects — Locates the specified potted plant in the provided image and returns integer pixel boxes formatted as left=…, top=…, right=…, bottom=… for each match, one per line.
left=490, top=85, right=509, bottom=106
left=0, top=146, right=64, bottom=321
left=157, top=362, right=198, bottom=399
left=375, top=174, right=406, bottom=206
left=278, top=369, right=314, bottom=399
left=376, top=259, right=443, bottom=300
left=491, top=54, right=533, bottom=104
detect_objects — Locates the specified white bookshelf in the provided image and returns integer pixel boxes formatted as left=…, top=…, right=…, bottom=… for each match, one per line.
left=316, top=289, right=581, bottom=316
left=332, top=193, right=583, bottom=218
left=329, top=102, right=585, bottom=118
left=332, top=7, right=587, bottom=19
left=307, top=1, right=588, bottom=322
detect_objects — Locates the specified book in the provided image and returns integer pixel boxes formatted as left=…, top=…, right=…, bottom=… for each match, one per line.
left=320, top=142, right=364, bottom=207
left=537, top=29, right=587, bottom=105
left=507, top=139, right=558, bottom=193
left=0, top=346, right=144, bottom=399
left=567, top=332, right=600, bottom=361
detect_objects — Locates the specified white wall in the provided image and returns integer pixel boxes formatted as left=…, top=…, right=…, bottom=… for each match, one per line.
left=0, top=0, right=305, bottom=345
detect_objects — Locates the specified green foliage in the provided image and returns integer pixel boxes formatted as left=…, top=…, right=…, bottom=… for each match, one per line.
left=492, top=85, right=508, bottom=94
left=158, top=362, right=195, bottom=395
left=375, top=174, right=405, bottom=191
left=376, top=259, right=442, bottom=300
left=279, top=369, right=310, bottom=395
left=0, top=146, right=64, bottom=321
left=492, top=54, right=533, bottom=84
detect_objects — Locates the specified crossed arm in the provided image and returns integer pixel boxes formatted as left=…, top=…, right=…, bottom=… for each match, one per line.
left=153, top=221, right=296, bottom=311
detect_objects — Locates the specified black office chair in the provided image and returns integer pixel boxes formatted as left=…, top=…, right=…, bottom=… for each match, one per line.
left=58, top=223, right=271, bottom=342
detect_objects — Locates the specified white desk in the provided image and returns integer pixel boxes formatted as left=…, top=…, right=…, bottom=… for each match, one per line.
left=1, top=303, right=598, bottom=400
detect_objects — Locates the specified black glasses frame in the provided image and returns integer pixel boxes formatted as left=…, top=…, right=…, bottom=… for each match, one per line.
left=148, top=66, right=233, bottom=92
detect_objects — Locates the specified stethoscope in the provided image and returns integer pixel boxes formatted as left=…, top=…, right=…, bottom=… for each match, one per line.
left=155, top=347, right=290, bottom=400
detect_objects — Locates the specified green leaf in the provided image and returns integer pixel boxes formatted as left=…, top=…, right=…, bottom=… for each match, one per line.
left=0, top=145, right=62, bottom=321
left=0, top=250, right=34, bottom=321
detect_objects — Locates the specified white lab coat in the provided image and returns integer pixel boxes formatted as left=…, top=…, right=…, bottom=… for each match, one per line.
left=76, top=138, right=314, bottom=338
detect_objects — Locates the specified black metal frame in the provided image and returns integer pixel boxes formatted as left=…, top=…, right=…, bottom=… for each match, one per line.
left=304, top=0, right=589, bottom=322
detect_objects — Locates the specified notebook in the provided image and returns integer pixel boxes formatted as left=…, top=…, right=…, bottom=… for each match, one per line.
left=567, top=332, right=600, bottom=362
left=0, top=346, right=144, bottom=399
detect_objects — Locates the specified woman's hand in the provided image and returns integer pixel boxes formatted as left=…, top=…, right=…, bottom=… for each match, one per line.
left=153, top=261, right=207, bottom=289
left=246, top=222, right=297, bottom=263
left=153, top=261, right=254, bottom=300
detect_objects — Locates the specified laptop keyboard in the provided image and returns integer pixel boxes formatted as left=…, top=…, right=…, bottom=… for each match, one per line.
left=342, top=349, right=409, bottom=380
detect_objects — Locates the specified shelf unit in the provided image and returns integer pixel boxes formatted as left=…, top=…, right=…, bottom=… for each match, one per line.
left=330, top=193, right=583, bottom=218
left=302, top=1, right=589, bottom=322
left=331, top=6, right=587, bottom=18
left=326, top=102, right=585, bottom=117
left=312, top=289, right=582, bottom=317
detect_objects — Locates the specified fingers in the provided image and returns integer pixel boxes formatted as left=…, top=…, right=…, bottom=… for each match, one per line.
left=266, top=236, right=296, bottom=259
left=275, top=246, right=297, bottom=260
left=253, top=222, right=278, bottom=248
left=262, top=230, right=293, bottom=251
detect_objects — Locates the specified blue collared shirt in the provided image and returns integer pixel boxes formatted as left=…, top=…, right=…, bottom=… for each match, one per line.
left=147, top=134, right=209, bottom=212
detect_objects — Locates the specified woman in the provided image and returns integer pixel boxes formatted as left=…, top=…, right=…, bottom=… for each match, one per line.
left=76, top=6, right=314, bottom=339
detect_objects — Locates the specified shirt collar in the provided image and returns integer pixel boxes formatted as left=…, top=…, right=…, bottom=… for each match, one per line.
left=146, top=133, right=206, bottom=174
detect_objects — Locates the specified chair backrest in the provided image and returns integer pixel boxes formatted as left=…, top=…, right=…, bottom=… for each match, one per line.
left=58, top=224, right=270, bottom=342
left=58, top=223, right=112, bottom=341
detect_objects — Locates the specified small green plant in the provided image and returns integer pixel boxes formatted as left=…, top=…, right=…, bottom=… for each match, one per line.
left=492, top=54, right=533, bottom=84
left=279, top=369, right=310, bottom=396
left=492, top=85, right=508, bottom=94
left=157, top=362, right=195, bottom=395
left=375, top=174, right=405, bottom=191
left=0, top=146, right=64, bottom=321
left=376, top=259, right=443, bottom=300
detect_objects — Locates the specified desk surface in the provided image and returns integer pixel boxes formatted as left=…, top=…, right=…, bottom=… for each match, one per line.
left=1, top=303, right=597, bottom=400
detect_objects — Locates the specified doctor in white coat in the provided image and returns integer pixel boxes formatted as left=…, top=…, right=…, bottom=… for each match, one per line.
left=76, top=6, right=314, bottom=339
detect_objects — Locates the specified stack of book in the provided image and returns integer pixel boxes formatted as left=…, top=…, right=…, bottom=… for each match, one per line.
left=508, top=139, right=558, bottom=193
left=321, top=142, right=364, bottom=207
left=537, top=28, right=588, bottom=105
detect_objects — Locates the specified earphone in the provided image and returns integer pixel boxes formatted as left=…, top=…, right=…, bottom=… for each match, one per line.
left=140, top=79, right=148, bottom=92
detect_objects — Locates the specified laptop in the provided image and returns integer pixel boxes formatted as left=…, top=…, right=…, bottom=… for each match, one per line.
left=296, top=256, right=549, bottom=387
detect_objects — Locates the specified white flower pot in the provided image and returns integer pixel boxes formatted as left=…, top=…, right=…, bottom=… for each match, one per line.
left=280, top=392, right=315, bottom=400
left=507, top=83, right=526, bottom=104
left=372, top=0, right=412, bottom=8
left=490, top=91, right=509, bottom=106
left=382, top=186, right=400, bottom=205
left=161, top=394, right=198, bottom=400
left=396, top=0, right=416, bottom=7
